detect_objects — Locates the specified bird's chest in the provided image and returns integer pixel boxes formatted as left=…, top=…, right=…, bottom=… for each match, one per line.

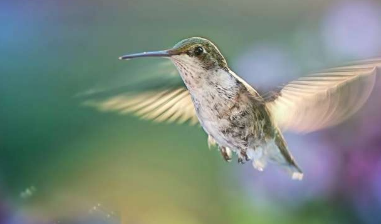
left=191, top=85, right=257, bottom=150
left=178, top=67, right=266, bottom=150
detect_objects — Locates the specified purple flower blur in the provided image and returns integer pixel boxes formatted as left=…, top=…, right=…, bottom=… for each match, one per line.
left=240, top=133, right=340, bottom=208
left=234, top=44, right=300, bottom=90
left=322, top=1, right=381, bottom=58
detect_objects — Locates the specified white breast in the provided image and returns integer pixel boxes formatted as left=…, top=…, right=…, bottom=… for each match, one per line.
left=171, top=55, right=241, bottom=147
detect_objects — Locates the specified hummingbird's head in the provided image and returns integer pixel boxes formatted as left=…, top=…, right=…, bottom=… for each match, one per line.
left=169, top=37, right=228, bottom=71
left=119, top=37, right=229, bottom=72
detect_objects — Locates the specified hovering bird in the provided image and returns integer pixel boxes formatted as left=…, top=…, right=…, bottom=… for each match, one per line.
left=85, top=37, right=381, bottom=180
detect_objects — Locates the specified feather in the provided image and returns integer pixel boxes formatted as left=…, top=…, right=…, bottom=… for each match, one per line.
left=82, top=64, right=198, bottom=125
left=266, top=59, right=381, bottom=133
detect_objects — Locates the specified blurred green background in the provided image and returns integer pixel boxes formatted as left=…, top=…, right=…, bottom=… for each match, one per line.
left=1, top=0, right=381, bottom=223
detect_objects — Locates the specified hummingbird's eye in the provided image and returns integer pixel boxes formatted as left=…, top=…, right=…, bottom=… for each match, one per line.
left=194, top=46, right=204, bottom=56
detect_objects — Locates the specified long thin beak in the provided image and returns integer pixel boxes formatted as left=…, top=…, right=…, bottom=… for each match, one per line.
left=119, top=50, right=173, bottom=60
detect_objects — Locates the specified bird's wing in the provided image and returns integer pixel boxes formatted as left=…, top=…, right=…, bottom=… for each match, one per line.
left=82, top=66, right=198, bottom=125
left=266, top=58, right=381, bottom=133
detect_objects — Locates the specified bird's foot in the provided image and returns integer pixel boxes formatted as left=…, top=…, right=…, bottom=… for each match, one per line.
left=238, top=150, right=250, bottom=164
left=219, top=146, right=232, bottom=162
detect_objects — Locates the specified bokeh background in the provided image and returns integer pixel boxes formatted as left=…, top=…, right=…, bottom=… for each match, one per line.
left=1, top=0, right=381, bottom=223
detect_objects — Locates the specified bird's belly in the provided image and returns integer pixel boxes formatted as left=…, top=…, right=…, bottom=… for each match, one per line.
left=197, top=108, right=254, bottom=152
left=189, top=83, right=265, bottom=152
left=200, top=117, right=233, bottom=147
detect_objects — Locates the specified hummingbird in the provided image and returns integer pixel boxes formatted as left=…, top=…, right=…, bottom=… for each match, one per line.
left=85, top=37, right=381, bottom=180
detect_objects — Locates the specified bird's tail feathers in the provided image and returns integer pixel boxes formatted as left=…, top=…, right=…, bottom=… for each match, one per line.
left=271, top=131, right=303, bottom=180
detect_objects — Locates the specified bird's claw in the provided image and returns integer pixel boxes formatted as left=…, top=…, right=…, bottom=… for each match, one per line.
left=219, top=146, right=232, bottom=162
left=238, top=150, right=249, bottom=164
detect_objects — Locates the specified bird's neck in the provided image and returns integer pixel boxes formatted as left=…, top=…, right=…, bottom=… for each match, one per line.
left=179, top=67, right=239, bottom=96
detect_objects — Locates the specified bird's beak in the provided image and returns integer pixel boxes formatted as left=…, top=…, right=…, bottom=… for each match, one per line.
left=119, top=49, right=177, bottom=60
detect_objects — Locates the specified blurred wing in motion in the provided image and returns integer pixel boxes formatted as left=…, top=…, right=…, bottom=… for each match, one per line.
left=266, top=59, right=381, bottom=133
left=82, top=62, right=198, bottom=125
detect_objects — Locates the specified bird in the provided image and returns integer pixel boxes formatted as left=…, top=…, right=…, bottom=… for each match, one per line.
left=84, top=37, right=381, bottom=180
